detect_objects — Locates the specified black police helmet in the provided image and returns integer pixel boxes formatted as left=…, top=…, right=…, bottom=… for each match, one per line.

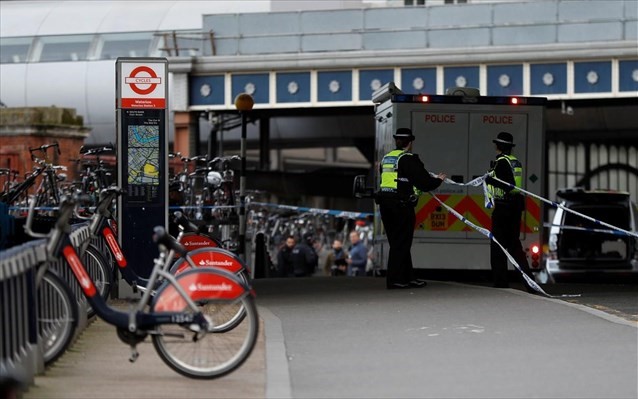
left=492, top=131, right=515, bottom=147
left=393, top=127, right=415, bottom=141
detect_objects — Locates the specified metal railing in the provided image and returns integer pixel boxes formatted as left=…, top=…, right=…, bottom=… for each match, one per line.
left=0, top=223, right=90, bottom=386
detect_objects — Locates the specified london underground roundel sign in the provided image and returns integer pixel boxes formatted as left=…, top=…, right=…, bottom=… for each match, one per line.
left=120, top=62, right=166, bottom=109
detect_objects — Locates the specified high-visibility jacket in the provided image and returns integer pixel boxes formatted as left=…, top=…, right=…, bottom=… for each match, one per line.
left=379, top=149, right=420, bottom=198
left=488, top=153, right=522, bottom=200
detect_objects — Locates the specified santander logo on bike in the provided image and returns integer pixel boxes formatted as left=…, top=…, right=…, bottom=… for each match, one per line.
left=189, top=282, right=233, bottom=292
left=184, top=241, right=208, bottom=246
left=198, top=259, right=234, bottom=267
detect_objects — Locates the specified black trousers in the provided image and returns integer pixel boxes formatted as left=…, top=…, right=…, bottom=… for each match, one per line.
left=490, top=202, right=533, bottom=288
left=379, top=202, right=416, bottom=287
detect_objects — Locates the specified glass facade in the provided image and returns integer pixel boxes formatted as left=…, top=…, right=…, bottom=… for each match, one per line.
left=38, top=35, right=93, bottom=62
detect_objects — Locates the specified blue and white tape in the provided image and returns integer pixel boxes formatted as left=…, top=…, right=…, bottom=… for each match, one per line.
left=249, top=202, right=373, bottom=220
left=543, top=223, right=629, bottom=236
left=429, top=193, right=570, bottom=298
left=490, top=176, right=638, bottom=239
left=432, top=173, right=585, bottom=297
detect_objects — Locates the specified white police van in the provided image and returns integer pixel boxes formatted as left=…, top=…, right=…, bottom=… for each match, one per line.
left=361, top=83, right=547, bottom=273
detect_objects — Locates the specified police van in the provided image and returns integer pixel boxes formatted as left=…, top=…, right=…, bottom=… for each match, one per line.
left=358, top=83, right=547, bottom=273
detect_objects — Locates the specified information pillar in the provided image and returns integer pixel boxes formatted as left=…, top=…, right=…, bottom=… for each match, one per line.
left=116, top=58, right=168, bottom=278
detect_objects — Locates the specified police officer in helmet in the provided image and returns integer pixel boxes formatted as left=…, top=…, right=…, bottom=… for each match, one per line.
left=377, top=127, right=447, bottom=289
left=485, top=131, right=534, bottom=290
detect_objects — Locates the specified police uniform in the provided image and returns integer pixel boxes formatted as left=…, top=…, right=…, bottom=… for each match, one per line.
left=377, top=128, right=443, bottom=289
left=485, top=132, right=533, bottom=288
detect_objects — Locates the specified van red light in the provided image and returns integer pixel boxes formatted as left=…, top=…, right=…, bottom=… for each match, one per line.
left=510, top=98, right=519, bottom=105
left=531, top=244, right=540, bottom=254
left=420, top=95, right=429, bottom=103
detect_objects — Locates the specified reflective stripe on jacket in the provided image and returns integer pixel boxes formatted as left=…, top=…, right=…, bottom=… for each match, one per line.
left=379, top=149, right=420, bottom=197
left=379, top=150, right=406, bottom=193
left=488, top=153, right=522, bottom=200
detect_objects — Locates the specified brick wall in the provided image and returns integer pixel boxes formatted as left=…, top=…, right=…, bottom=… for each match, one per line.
left=0, top=107, right=90, bottom=186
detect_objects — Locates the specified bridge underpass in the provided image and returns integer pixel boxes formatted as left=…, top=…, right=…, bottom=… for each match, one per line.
left=184, top=97, right=638, bottom=210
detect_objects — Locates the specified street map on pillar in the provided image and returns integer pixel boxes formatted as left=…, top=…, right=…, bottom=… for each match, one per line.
left=127, top=124, right=160, bottom=185
left=123, top=108, right=163, bottom=202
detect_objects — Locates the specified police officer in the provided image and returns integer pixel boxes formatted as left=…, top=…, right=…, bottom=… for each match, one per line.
left=485, top=131, right=534, bottom=289
left=377, top=128, right=446, bottom=289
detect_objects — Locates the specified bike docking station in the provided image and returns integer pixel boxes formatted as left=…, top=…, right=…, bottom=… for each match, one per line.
left=116, top=57, right=169, bottom=295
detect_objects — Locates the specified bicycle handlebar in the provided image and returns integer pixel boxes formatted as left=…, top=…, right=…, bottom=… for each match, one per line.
left=95, top=186, right=125, bottom=214
left=208, top=155, right=241, bottom=166
left=29, top=142, right=60, bottom=155
left=173, top=211, right=200, bottom=234
left=24, top=196, right=48, bottom=238
left=80, top=146, right=114, bottom=156
left=152, top=226, right=188, bottom=257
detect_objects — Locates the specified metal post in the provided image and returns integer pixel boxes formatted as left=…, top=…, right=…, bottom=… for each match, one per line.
left=239, top=111, right=247, bottom=260
left=234, top=93, right=254, bottom=262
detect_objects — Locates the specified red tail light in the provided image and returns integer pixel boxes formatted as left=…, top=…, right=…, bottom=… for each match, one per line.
left=530, top=244, right=540, bottom=268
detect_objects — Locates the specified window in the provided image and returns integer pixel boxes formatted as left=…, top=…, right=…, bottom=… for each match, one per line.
left=99, top=32, right=153, bottom=60
left=0, top=37, right=32, bottom=64
left=38, top=35, right=93, bottom=62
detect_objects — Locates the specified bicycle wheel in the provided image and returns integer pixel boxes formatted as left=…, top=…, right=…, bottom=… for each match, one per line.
left=38, top=268, right=79, bottom=366
left=169, top=249, right=250, bottom=333
left=82, top=244, right=113, bottom=318
left=151, top=269, right=259, bottom=379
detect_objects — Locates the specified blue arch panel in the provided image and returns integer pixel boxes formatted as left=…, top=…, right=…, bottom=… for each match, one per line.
left=231, top=73, right=269, bottom=104
left=574, top=61, right=611, bottom=93
left=318, top=71, right=352, bottom=102
left=276, top=72, right=311, bottom=103
left=444, top=66, right=479, bottom=92
left=401, top=68, right=437, bottom=94
left=189, top=75, right=224, bottom=106
left=619, top=60, right=638, bottom=92
left=487, top=65, right=523, bottom=96
left=530, top=63, right=567, bottom=95
left=359, top=69, right=394, bottom=101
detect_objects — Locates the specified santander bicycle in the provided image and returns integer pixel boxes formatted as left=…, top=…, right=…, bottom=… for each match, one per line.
left=82, top=186, right=250, bottom=332
left=28, top=193, right=259, bottom=379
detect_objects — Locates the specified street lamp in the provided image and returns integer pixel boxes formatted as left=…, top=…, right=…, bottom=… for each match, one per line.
left=234, top=93, right=254, bottom=262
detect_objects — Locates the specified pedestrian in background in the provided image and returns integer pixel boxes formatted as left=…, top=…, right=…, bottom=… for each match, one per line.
left=376, top=127, right=446, bottom=289
left=325, top=238, right=348, bottom=276
left=346, top=231, right=368, bottom=277
left=276, top=235, right=296, bottom=277
left=290, top=232, right=318, bottom=277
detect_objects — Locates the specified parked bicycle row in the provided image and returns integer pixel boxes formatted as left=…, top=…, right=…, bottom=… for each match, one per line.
left=1, top=143, right=376, bottom=282
left=1, top=186, right=260, bottom=385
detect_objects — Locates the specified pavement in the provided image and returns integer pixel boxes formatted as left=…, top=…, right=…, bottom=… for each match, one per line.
left=23, top=277, right=638, bottom=399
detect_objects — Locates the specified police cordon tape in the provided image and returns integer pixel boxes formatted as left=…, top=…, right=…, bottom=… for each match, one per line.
left=435, top=172, right=638, bottom=238
left=169, top=204, right=241, bottom=211
left=432, top=173, right=579, bottom=298
left=429, top=193, right=574, bottom=297
left=490, top=175, right=638, bottom=239
left=248, top=202, right=373, bottom=220
left=543, top=223, right=630, bottom=236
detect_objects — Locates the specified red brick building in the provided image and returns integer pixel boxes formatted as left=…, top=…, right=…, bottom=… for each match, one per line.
left=0, top=107, right=90, bottom=184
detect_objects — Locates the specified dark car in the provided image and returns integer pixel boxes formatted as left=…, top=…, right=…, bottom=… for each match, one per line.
left=544, top=188, right=638, bottom=282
